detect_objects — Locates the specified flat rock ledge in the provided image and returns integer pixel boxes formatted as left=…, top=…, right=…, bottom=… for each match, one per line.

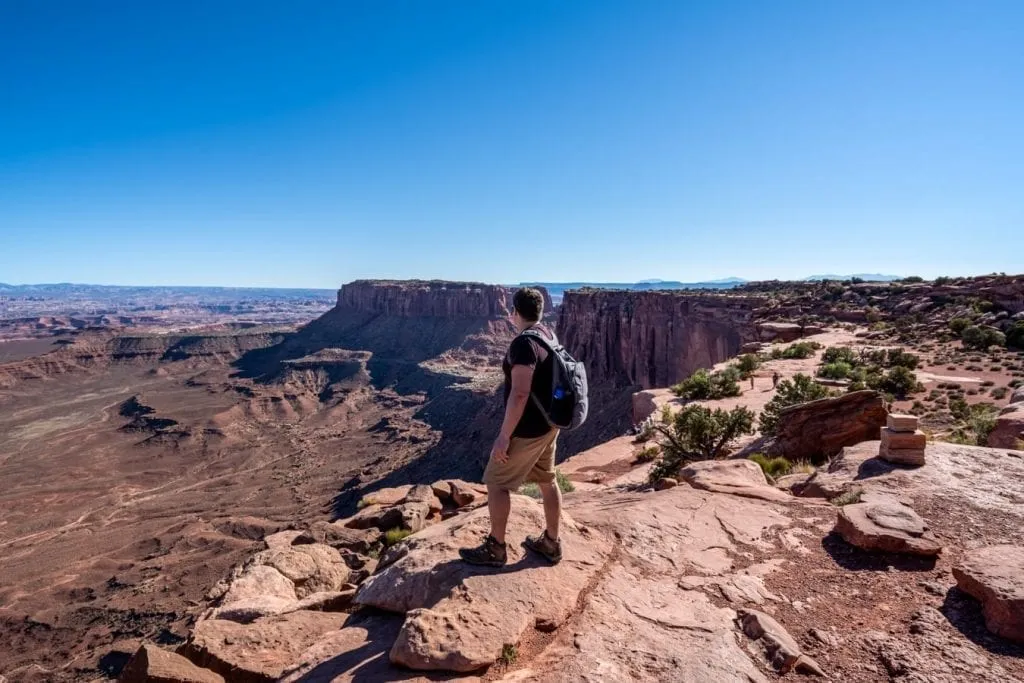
left=679, top=459, right=791, bottom=502
left=953, top=545, right=1024, bottom=643
left=118, top=643, right=224, bottom=683
left=834, top=500, right=942, bottom=557
left=360, top=496, right=611, bottom=672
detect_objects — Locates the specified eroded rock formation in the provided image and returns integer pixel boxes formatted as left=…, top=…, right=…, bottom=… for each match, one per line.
left=557, top=289, right=762, bottom=390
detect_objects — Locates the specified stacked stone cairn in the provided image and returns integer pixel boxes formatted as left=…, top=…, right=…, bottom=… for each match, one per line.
left=879, top=413, right=926, bottom=465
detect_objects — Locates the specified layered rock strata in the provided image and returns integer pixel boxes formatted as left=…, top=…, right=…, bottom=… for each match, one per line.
left=557, top=289, right=762, bottom=390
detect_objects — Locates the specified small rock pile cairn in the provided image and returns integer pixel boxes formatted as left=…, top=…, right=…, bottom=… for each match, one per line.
left=879, top=413, right=926, bottom=466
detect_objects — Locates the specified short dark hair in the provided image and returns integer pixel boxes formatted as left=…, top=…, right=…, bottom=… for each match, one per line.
left=513, top=287, right=544, bottom=322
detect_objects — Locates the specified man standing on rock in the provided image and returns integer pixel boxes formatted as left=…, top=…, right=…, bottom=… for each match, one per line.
left=460, top=287, right=563, bottom=567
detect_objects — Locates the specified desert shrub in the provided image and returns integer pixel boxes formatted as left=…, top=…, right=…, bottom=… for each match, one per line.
left=383, top=528, right=412, bottom=546
left=875, top=366, right=919, bottom=399
left=949, top=318, right=971, bottom=334
left=901, top=275, right=925, bottom=283
left=791, top=460, right=816, bottom=474
left=830, top=489, right=863, bottom=506
left=671, top=367, right=741, bottom=400
left=736, top=353, right=761, bottom=374
left=992, top=387, right=1009, bottom=400
left=1007, top=321, right=1024, bottom=350
left=981, top=380, right=995, bottom=387
left=886, top=348, right=920, bottom=370
left=822, top=346, right=857, bottom=365
left=949, top=397, right=970, bottom=421
left=818, top=361, right=853, bottom=380
left=967, top=404, right=1000, bottom=445
left=962, top=326, right=1006, bottom=350
left=780, top=341, right=821, bottom=360
left=934, top=276, right=953, bottom=286
left=521, top=468, right=575, bottom=498
left=634, top=445, right=661, bottom=463
left=759, top=374, right=834, bottom=435
left=499, top=644, right=518, bottom=666
left=749, top=453, right=792, bottom=479
left=649, top=405, right=756, bottom=482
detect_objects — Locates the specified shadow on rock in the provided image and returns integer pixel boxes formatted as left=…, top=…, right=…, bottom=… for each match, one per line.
left=97, top=649, right=133, bottom=678
left=821, top=532, right=937, bottom=572
left=285, top=610, right=457, bottom=683
left=940, top=587, right=1024, bottom=659
left=854, top=456, right=901, bottom=481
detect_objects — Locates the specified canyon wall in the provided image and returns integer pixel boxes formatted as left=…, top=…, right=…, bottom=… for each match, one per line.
left=558, top=289, right=763, bottom=390
left=336, top=280, right=554, bottom=321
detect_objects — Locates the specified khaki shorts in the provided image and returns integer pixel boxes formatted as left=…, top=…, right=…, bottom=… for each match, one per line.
left=483, top=429, right=559, bottom=491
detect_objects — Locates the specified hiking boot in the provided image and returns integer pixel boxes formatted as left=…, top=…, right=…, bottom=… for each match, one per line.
left=524, top=530, right=562, bottom=564
left=459, top=535, right=507, bottom=567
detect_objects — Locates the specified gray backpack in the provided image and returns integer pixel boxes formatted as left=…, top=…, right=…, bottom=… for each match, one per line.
left=519, top=328, right=589, bottom=431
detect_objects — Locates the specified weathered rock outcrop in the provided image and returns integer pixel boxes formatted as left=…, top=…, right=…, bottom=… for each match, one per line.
left=771, top=390, right=888, bottom=462
left=954, top=545, right=1024, bottom=643
left=834, top=496, right=942, bottom=556
left=988, top=389, right=1024, bottom=450
left=336, top=280, right=554, bottom=320
left=557, top=289, right=762, bottom=389
left=119, top=643, right=224, bottom=683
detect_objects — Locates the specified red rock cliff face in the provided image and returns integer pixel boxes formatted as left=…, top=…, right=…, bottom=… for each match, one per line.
left=336, top=281, right=554, bottom=320
left=557, top=290, right=762, bottom=390
left=338, top=280, right=512, bottom=318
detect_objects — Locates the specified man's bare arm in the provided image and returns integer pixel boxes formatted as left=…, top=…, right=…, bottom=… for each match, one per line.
left=491, top=364, right=535, bottom=463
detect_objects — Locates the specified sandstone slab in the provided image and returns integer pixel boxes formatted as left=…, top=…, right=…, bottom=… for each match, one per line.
left=354, top=496, right=610, bottom=672
left=255, top=544, right=350, bottom=598
left=679, top=459, right=791, bottom=502
left=835, top=502, right=941, bottom=556
left=292, top=521, right=380, bottom=553
left=343, top=504, right=403, bottom=531
left=880, top=445, right=926, bottom=466
left=184, top=611, right=346, bottom=683
left=881, top=427, right=926, bottom=450
left=771, top=390, right=887, bottom=462
left=988, top=403, right=1024, bottom=450
left=887, top=414, right=920, bottom=432
left=738, top=608, right=802, bottom=672
left=358, top=485, right=412, bottom=507
left=448, top=479, right=486, bottom=508
left=119, top=643, right=224, bottom=683
left=953, top=545, right=1024, bottom=643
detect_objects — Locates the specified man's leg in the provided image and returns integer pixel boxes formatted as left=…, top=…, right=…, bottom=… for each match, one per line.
left=487, top=485, right=512, bottom=544
left=537, top=480, right=562, bottom=541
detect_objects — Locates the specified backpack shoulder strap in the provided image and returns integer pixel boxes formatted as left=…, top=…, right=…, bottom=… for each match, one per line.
left=519, top=327, right=561, bottom=351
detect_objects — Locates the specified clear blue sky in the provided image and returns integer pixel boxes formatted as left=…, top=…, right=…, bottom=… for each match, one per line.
left=2, top=1, right=1021, bottom=287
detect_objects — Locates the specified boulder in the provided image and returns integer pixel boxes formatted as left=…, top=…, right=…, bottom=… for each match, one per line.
left=219, top=565, right=296, bottom=607
left=358, top=485, right=412, bottom=507
left=291, top=521, right=380, bottom=553
left=254, top=544, right=350, bottom=598
left=183, top=611, right=346, bottom=683
left=405, top=483, right=443, bottom=514
left=1011, top=387, right=1024, bottom=405
left=119, top=643, right=224, bottom=683
left=397, top=501, right=433, bottom=532
left=448, top=480, right=486, bottom=508
left=771, top=390, right=888, bottom=462
left=953, top=545, right=1024, bottom=643
left=987, top=403, right=1024, bottom=450
left=653, top=477, right=678, bottom=491
left=263, top=530, right=304, bottom=550
left=834, top=501, right=941, bottom=556
left=343, top=504, right=404, bottom=531
left=737, top=609, right=801, bottom=672
left=632, top=389, right=659, bottom=424
left=757, top=322, right=804, bottom=342
left=355, top=496, right=611, bottom=672
left=430, top=481, right=452, bottom=502
left=679, top=460, right=791, bottom=502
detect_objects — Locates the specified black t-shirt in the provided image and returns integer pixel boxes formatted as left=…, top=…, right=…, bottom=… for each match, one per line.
left=503, top=325, right=555, bottom=438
